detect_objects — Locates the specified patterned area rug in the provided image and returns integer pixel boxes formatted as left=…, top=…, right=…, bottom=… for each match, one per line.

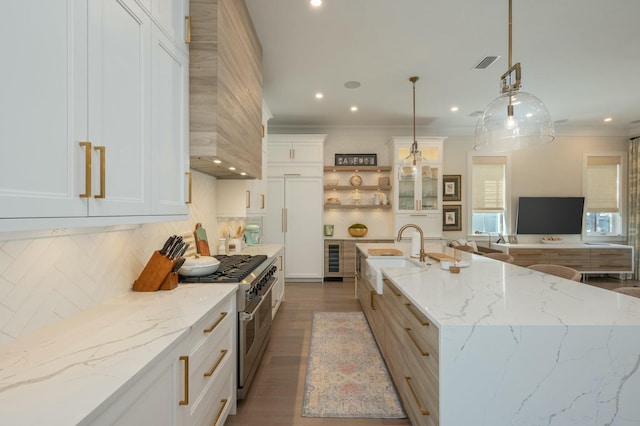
left=302, top=311, right=406, bottom=418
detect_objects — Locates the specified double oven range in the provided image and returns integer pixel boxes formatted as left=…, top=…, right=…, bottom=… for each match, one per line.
left=180, top=254, right=278, bottom=399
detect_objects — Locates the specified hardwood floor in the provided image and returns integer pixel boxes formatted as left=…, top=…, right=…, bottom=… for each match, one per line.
left=224, top=275, right=637, bottom=426
left=224, top=281, right=411, bottom=426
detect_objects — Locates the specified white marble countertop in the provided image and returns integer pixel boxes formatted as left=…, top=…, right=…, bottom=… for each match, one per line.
left=358, top=242, right=640, bottom=327
left=0, top=284, right=237, bottom=425
left=357, top=241, right=640, bottom=425
left=239, top=243, right=283, bottom=258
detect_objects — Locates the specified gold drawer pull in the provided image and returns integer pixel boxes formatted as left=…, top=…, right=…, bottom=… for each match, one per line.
left=186, top=172, right=192, bottom=204
left=204, top=349, right=228, bottom=377
left=405, top=328, right=429, bottom=356
left=246, top=190, right=251, bottom=208
left=405, top=376, right=429, bottom=416
left=370, top=290, right=377, bottom=310
left=204, top=312, right=228, bottom=333
left=384, top=279, right=402, bottom=297
left=184, top=15, right=191, bottom=44
left=79, top=141, right=92, bottom=198
left=405, top=303, right=429, bottom=326
left=179, top=355, right=189, bottom=405
left=261, top=193, right=265, bottom=209
left=213, top=399, right=228, bottom=426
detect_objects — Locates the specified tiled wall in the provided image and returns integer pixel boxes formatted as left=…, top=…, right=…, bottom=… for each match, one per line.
left=0, top=171, right=218, bottom=343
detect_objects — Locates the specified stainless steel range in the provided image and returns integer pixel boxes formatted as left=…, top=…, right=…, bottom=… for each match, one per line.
left=180, top=254, right=278, bottom=399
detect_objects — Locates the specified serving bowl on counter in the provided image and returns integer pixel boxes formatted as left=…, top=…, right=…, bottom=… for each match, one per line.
left=178, top=256, right=220, bottom=276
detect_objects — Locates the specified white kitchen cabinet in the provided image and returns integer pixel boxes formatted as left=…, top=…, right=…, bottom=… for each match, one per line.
left=86, top=0, right=151, bottom=217
left=176, top=293, right=236, bottom=425
left=267, top=134, right=325, bottom=177
left=87, top=345, right=181, bottom=425
left=86, top=290, right=236, bottom=426
left=0, top=0, right=189, bottom=231
left=264, top=177, right=323, bottom=280
left=392, top=137, right=446, bottom=237
left=145, top=0, right=190, bottom=52
left=150, top=23, right=189, bottom=215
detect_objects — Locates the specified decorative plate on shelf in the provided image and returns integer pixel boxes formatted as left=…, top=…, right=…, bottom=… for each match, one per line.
left=349, top=173, right=362, bottom=187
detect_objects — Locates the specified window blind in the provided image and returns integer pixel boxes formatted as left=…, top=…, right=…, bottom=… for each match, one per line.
left=586, top=156, right=620, bottom=213
left=472, top=156, right=506, bottom=212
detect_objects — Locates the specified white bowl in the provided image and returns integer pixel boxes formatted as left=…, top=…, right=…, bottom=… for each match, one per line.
left=178, top=256, right=220, bottom=276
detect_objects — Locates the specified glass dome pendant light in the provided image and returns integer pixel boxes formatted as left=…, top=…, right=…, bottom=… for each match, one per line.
left=399, top=76, right=431, bottom=180
left=474, top=0, right=555, bottom=152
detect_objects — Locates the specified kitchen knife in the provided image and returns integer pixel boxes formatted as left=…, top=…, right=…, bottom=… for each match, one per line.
left=165, top=236, right=183, bottom=258
left=172, top=257, right=186, bottom=273
left=168, top=240, right=184, bottom=260
left=172, top=243, right=190, bottom=260
left=159, top=235, right=175, bottom=255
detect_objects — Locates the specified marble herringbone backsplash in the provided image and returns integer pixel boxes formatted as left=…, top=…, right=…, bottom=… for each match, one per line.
left=0, top=171, right=219, bottom=343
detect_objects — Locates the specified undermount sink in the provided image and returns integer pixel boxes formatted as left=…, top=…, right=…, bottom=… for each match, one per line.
left=364, top=257, right=423, bottom=293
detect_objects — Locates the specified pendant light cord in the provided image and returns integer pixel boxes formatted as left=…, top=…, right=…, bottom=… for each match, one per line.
left=409, top=76, right=419, bottom=162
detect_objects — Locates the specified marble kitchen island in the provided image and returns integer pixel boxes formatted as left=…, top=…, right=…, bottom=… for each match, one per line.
left=357, top=243, right=640, bottom=426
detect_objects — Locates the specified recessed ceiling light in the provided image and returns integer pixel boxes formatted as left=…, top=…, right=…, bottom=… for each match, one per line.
left=604, top=117, right=613, bottom=122
left=344, top=81, right=361, bottom=89
left=213, top=159, right=222, bottom=164
left=450, top=106, right=459, bottom=112
left=315, top=92, right=323, bottom=99
left=229, top=166, right=236, bottom=171
left=350, top=106, right=358, bottom=112
left=310, top=0, right=321, bottom=7
left=240, top=172, right=247, bottom=176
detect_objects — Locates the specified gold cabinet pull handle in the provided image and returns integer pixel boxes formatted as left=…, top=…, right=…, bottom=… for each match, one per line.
left=179, top=355, right=189, bottom=405
left=213, top=399, right=228, bottom=426
left=204, top=312, right=227, bottom=333
left=384, top=279, right=402, bottom=297
left=184, top=15, right=191, bottom=44
left=79, top=141, right=92, bottom=198
left=405, top=303, right=429, bottom=326
left=370, top=290, right=376, bottom=310
left=405, top=376, right=429, bottom=416
left=204, top=349, right=228, bottom=377
left=261, top=193, right=265, bottom=209
left=94, top=146, right=105, bottom=198
left=185, top=172, right=192, bottom=204
left=246, top=190, right=251, bottom=208
left=405, top=328, right=429, bottom=356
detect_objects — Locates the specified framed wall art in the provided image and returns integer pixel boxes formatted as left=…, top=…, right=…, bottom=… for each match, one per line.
left=334, top=153, right=377, bottom=166
left=443, top=174, right=461, bottom=201
left=443, top=204, right=462, bottom=231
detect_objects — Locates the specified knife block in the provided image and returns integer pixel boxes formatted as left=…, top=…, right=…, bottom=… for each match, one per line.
left=159, top=272, right=178, bottom=290
left=133, top=251, right=176, bottom=292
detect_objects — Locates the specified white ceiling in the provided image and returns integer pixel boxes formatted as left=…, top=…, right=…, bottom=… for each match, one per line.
left=245, top=0, right=640, bottom=135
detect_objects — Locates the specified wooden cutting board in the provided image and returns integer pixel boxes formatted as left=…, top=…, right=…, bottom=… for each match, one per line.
left=194, top=223, right=211, bottom=256
left=368, top=248, right=404, bottom=256
left=427, top=252, right=460, bottom=262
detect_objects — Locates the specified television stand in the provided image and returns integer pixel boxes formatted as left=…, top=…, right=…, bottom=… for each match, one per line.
left=493, top=242, right=634, bottom=276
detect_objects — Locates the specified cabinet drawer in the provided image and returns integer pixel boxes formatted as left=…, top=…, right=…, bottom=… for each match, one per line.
left=400, top=298, right=439, bottom=358
left=188, top=318, right=233, bottom=407
left=590, top=249, right=633, bottom=271
left=185, top=361, right=235, bottom=426
left=547, top=249, right=589, bottom=268
left=509, top=249, right=548, bottom=266
left=185, top=297, right=234, bottom=350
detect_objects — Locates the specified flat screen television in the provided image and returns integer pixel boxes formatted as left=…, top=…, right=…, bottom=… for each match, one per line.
left=516, top=197, right=585, bottom=235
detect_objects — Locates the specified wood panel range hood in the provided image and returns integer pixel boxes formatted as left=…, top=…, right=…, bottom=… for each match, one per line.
left=189, top=0, right=263, bottom=179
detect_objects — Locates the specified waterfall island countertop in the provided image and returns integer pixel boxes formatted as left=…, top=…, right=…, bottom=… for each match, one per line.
left=357, top=242, right=640, bottom=426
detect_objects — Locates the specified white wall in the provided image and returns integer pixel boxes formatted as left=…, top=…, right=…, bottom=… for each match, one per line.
left=0, top=171, right=219, bottom=343
left=275, top=124, right=631, bottom=242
